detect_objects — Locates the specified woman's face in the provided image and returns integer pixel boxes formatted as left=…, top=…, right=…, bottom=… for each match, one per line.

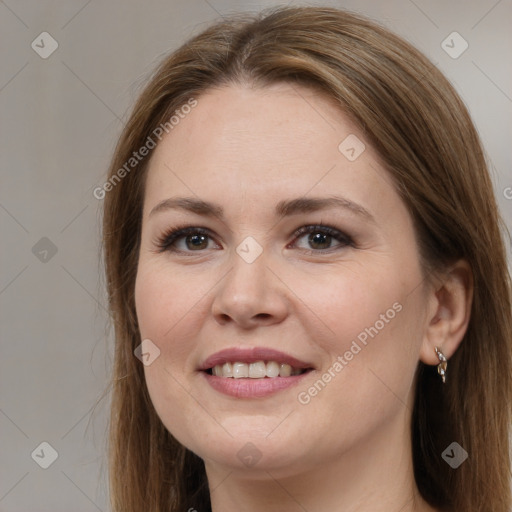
left=135, top=83, right=433, bottom=475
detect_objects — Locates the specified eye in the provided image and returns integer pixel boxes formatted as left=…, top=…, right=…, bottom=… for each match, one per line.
left=154, top=226, right=220, bottom=253
left=154, top=223, right=353, bottom=255
left=290, top=224, right=353, bottom=252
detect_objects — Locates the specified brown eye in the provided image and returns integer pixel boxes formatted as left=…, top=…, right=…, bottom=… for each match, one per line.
left=308, top=232, right=332, bottom=250
left=155, top=226, right=219, bottom=253
left=185, top=233, right=209, bottom=250
left=291, top=225, right=353, bottom=253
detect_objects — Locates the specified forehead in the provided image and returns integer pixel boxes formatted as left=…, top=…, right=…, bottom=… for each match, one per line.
left=152, top=82, right=356, bottom=161
left=143, top=83, right=396, bottom=219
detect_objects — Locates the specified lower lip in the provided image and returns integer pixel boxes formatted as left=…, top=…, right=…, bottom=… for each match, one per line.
left=202, top=371, right=312, bottom=398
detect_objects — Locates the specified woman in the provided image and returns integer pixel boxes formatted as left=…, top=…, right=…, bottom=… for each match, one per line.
left=102, top=6, right=512, bottom=511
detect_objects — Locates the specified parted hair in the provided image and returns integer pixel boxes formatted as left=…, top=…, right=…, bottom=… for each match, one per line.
left=102, top=6, right=512, bottom=511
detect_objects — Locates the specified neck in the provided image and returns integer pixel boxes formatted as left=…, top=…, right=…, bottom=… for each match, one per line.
left=204, top=409, right=438, bottom=512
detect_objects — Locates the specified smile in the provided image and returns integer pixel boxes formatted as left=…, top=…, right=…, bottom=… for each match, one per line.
left=207, top=361, right=309, bottom=378
left=199, top=347, right=314, bottom=397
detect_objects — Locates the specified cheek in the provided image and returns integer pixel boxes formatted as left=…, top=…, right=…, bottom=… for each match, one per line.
left=135, top=262, right=211, bottom=447
left=134, top=262, right=203, bottom=402
left=289, top=258, right=424, bottom=397
left=287, top=261, right=402, bottom=352
left=291, top=279, right=422, bottom=446
left=135, top=260, right=209, bottom=345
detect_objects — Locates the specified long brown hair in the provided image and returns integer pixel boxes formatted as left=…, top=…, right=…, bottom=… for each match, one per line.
left=102, top=6, right=512, bottom=511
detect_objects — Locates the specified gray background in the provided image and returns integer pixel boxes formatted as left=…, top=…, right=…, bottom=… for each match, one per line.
left=1, top=0, right=511, bottom=510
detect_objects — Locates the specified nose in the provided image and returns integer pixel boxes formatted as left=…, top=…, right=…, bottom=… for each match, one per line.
left=211, top=247, right=289, bottom=329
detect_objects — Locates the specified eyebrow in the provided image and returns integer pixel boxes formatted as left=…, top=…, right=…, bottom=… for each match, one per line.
left=149, top=196, right=375, bottom=223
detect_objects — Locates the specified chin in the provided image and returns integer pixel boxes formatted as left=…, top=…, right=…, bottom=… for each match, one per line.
left=180, top=421, right=314, bottom=475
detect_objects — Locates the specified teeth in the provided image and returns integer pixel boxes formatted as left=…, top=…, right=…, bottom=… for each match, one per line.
left=222, top=362, right=233, bottom=377
left=266, top=361, right=280, bottom=378
left=233, top=362, right=248, bottom=379
left=249, top=361, right=266, bottom=378
left=279, top=363, right=292, bottom=377
left=210, top=361, right=306, bottom=379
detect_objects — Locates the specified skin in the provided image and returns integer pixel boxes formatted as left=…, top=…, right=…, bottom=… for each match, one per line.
left=134, top=82, right=473, bottom=512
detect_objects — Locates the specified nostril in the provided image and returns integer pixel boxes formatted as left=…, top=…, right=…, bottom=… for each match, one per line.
left=255, top=313, right=271, bottom=320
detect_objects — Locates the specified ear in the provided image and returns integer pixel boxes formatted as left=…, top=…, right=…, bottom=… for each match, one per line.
left=419, top=259, right=474, bottom=366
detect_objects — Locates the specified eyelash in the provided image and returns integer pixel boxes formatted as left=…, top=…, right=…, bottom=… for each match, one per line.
left=153, top=223, right=354, bottom=255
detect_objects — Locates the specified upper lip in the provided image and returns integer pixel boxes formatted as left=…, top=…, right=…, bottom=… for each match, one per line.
left=199, top=347, right=314, bottom=371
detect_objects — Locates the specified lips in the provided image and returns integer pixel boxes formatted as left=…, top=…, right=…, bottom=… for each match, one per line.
left=199, top=347, right=315, bottom=398
left=199, top=347, right=314, bottom=372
